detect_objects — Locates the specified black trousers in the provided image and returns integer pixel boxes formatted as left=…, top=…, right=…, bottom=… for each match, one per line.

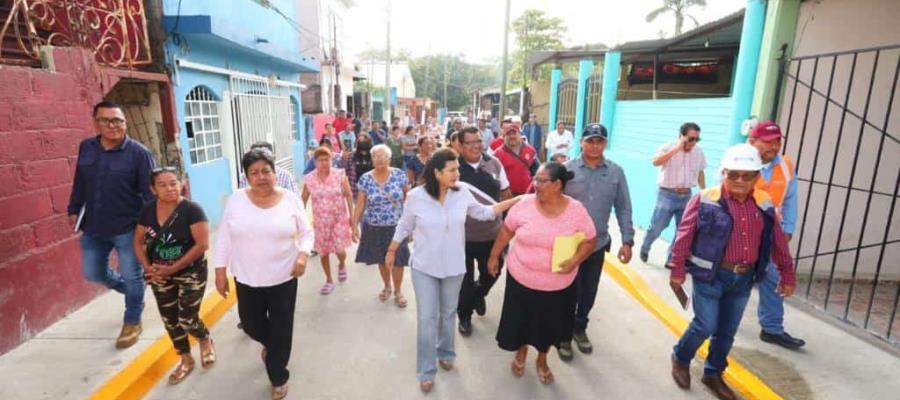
left=573, top=242, right=611, bottom=332
left=236, top=278, right=298, bottom=386
left=458, top=240, right=503, bottom=320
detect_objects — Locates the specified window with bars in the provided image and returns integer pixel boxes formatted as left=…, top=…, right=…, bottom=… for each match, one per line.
left=185, top=86, right=223, bottom=165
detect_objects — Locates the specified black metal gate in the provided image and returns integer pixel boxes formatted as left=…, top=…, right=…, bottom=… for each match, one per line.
left=585, top=70, right=603, bottom=125
left=556, top=79, right=578, bottom=130
left=778, top=44, right=900, bottom=346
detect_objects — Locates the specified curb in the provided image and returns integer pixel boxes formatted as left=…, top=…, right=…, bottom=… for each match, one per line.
left=89, top=278, right=237, bottom=400
left=602, top=255, right=782, bottom=400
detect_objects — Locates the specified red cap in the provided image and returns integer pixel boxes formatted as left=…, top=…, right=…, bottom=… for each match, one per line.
left=503, top=123, right=521, bottom=135
left=750, top=121, right=783, bottom=141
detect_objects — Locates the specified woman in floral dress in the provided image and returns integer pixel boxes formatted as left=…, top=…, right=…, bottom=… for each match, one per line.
left=303, top=146, right=355, bottom=295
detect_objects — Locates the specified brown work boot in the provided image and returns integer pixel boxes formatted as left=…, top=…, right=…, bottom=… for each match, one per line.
left=115, top=323, right=142, bottom=349
left=671, top=355, right=691, bottom=389
left=701, top=374, right=737, bottom=400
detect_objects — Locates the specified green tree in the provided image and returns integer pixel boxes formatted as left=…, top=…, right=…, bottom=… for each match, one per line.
left=408, top=54, right=497, bottom=110
left=510, top=9, right=568, bottom=87
left=645, top=0, right=707, bottom=37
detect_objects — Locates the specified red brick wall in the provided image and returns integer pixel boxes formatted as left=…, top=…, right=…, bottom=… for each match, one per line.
left=0, top=48, right=109, bottom=355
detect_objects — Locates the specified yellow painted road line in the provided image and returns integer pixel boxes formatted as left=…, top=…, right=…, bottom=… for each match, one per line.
left=603, top=255, right=782, bottom=400
left=90, top=278, right=237, bottom=400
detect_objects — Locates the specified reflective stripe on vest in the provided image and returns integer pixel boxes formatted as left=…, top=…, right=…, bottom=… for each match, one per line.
left=755, top=156, right=793, bottom=211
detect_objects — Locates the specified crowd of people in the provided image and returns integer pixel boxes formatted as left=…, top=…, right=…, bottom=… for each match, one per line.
left=67, top=101, right=803, bottom=400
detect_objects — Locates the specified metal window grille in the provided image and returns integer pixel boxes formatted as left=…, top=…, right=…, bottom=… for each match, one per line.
left=185, top=86, right=223, bottom=165
left=230, top=76, right=295, bottom=173
left=777, top=44, right=900, bottom=346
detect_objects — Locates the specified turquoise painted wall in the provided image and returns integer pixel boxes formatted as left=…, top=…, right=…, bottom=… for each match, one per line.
left=607, top=97, right=734, bottom=240
left=163, top=0, right=301, bottom=56
left=163, top=0, right=308, bottom=226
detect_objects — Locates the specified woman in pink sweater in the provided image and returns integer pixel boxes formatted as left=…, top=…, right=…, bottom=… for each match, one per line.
left=488, top=162, right=598, bottom=385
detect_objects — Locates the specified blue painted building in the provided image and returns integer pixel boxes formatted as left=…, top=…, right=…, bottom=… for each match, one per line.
left=162, top=0, right=319, bottom=224
left=540, top=2, right=766, bottom=240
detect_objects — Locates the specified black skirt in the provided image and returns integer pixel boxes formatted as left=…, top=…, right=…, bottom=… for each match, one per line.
left=496, top=272, right=577, bottom=353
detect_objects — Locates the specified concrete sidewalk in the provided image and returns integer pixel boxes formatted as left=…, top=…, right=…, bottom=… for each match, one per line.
left=0, top=227, right=897, bottom=399
left=631, top=223, right=900, bottom=400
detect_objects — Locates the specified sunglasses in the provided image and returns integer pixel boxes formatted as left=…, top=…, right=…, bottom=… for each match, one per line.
left=152, top=166, right=178, bottom=173
left=726, top=171, right=759, bottom=182
left=686, top=136, right=701, bottom=143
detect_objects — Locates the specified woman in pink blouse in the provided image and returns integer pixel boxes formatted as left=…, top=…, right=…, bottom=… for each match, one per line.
left=488, top=162, right=598, bottom=385
left=214, top=149, right=314, bottom=400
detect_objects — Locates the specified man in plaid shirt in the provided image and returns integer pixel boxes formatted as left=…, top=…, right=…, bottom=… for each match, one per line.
left=237, top=141, right=299, bottom=194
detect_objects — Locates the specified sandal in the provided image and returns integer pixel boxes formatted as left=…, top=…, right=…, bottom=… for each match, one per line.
left=338, top=267, right=348, bottom=282
left=511, top=357, right=525, bottom=378
left=200, top=338, right=216, bottom=368
left=419, top=380, right=434, bottom=393
left=439, top=359, right=454, bottom=371
left=378, top=287, right=392, bottom=302
left=395, top=293, right=408, bottom=308
left=320, top=282, right=335, bottom=295
left=168, top=360, right=194, bottom=385
left=536, top=363, right=555, bottom=385
left=272, top=384, right=289, bottom=400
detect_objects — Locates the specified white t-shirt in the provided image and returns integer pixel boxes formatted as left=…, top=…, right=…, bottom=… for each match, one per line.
left=545, top=129, right=574, bottom=156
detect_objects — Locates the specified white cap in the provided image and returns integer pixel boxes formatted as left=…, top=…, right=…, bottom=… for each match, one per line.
left=720, top=144, right=762, bottom=171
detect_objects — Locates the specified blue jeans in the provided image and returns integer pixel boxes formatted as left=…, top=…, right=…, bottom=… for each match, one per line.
left=641, top=188, right=692, bottom=257
left=80, top=232, right=145, bottom=324
left=411, top=268, right=464, bottom=382
left=757, top=262, right=785, bottom=335
left=673, top=268, right=753, bottom=376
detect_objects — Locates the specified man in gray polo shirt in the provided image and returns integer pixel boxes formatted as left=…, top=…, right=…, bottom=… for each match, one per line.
left=560, top=123, right=635, bottom=361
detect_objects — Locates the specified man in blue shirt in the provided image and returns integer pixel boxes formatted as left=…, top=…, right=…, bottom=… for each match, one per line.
left=521, top=113, right=543, bottom=160
left=68, top=101, right=155, bottom=349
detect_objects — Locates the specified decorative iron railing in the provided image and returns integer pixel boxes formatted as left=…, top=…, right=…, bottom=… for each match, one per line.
left=0, top=0, right=152, bottom=68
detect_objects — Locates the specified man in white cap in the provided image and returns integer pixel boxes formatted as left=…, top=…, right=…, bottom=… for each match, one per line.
left=668, top=144, right=796, bottom=400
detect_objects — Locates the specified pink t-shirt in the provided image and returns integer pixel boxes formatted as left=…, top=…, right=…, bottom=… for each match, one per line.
left=505, top=194, right=597, bottom=291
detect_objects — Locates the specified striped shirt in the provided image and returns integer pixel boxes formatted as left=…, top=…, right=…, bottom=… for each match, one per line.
left=655, top=141, right=707, bottom=189
left=238, top=166, right=300, bottom=195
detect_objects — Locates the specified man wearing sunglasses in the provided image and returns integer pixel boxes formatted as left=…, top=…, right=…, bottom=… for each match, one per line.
left=640, top=122, right=707, bottom=264
left=668, top=144, right=795, bottom=400
left=747, top=121, right=805, bottom=350
left=68, top=101, right=156, bottom=349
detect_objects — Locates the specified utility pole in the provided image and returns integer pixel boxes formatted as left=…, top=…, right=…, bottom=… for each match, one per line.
left=499, top=0, right=511, bottom=123
left=443, top=56, right=448, bottom=112
left=385, top=0, right=392, bottom=124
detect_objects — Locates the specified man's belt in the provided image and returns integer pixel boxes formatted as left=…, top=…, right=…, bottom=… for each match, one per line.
left=661, top=187, right=692, bottom=194
left=720, top=262, right=753, bottom=274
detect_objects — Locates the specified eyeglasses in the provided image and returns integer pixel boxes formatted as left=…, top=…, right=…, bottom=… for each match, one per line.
left=96, top=117, right=126, bottom=127
left=686, top=136, right=701, bottom=143
left=372, top=155, right=391, bottom=161
left=533, top=176, right=554, bottom=185
left=726, top=171, right=759, bottom=182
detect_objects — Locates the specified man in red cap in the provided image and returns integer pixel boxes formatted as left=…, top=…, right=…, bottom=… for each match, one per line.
left=747, top=120, right=805, bottom=350
left=492, top=123, right=537, bottom=195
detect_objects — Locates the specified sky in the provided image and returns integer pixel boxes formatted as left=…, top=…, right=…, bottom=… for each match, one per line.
left=342, top=0, right=747, bottom=64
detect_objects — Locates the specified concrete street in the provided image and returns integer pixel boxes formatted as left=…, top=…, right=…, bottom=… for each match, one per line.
left=0, top=227, right=897, bottom=399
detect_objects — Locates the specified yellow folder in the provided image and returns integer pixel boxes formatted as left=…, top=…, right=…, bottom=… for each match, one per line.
left=552, top=232, right=586, bottom=273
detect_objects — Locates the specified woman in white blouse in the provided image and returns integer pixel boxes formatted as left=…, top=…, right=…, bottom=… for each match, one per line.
left=214, top=149, right=313, bottom=400
left=386, top=148, right=519, bottom=393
